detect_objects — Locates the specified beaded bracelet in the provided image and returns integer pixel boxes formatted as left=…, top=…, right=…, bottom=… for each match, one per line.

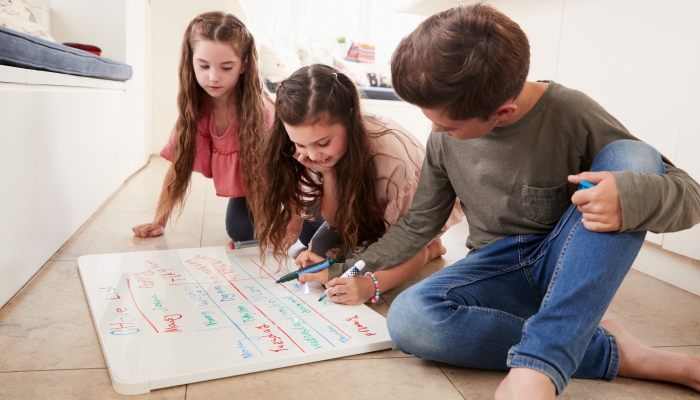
left=364, top=271, right=380, bottom=303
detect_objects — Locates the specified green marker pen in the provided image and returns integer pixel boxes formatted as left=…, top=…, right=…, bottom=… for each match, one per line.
left=275, top=258, right=335, bottom=284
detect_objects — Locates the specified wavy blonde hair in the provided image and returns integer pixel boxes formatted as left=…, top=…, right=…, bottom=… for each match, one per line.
left=155, top=11, right=268, bottom=225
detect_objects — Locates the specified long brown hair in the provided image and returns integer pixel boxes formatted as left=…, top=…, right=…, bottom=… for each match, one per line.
left=253, top=65, right=387, bottom=265
left=155, top=11, right=268, bottom=225
left=392, top=2, right=529, bottom=120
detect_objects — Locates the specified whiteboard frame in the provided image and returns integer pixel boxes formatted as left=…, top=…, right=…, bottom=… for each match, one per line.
left=78, top=246, right=393, bottom=395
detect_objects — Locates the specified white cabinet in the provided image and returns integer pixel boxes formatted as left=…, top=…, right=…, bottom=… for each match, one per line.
left=554, top=0, right=699, bottom=163
left=0, top=1, right=152, bottom=308
left=661, top=34, right=700, bottom=260
left=0, top=72, right=128, bottom=308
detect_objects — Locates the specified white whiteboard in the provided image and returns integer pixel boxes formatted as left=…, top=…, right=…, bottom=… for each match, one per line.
left=78, top=246, right=392, bottom=395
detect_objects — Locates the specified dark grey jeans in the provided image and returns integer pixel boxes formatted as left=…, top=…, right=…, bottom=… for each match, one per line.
left=226, top=197, right=323, bottom=246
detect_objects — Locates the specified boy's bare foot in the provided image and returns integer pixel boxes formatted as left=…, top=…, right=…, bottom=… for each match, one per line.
left=495, top=367, right=556, bottom=400
left=426, top=237, right=447, bottom=261
left=600, top=319, right=700, bottom=391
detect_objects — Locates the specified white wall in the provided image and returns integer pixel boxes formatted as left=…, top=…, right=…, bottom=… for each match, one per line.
left=237, top=0, right=277, bottom=45
left=126, top=0, right=153, bottom=177
left=50, top=0, right=127, bottom=63
left=554, top=0, right=697, bottom=161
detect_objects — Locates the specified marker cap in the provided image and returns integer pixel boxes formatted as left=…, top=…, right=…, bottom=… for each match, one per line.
left=353, top=260, right=366, bottom=272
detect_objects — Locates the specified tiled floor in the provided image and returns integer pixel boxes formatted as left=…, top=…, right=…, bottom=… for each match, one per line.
left=1, top=156, right=700, bottom=399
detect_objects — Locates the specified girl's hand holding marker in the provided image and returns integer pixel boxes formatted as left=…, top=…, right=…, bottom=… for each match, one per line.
left=318, top=261, right=366, bottom=303
left=294, top=252, right=376, bottom=305
left=275, top=257, right=335, bottom=284
left=295, top=250, right=329, bottom=283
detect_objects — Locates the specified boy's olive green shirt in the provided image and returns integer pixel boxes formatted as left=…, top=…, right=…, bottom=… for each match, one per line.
left=329, top=82, right=700, bottom=278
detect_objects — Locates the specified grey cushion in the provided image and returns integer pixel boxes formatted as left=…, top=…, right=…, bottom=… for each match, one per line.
left=265, top=79, right=400, bottom=101
left=358, top=86, right=399, bottom=101
left=0, top=26, right=132, bottom=81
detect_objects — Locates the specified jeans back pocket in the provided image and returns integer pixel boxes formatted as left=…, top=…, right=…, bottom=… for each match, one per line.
left=521, top=184, right=569, bottom=225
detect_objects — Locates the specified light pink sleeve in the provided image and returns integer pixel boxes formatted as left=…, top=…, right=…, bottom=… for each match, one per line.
left=442, top=199, right=465, bottom=231
left=381, top=172, right=419, bottom=227
left=380, top=158, right=464, bottom=231
left=371, top=120, right=424, bottom=227
left=373, top=118, right=464, bottom=231
left=159, top=128, right=177, bottom=162
left=159, top=119, right=213, bottom=179
left=263, top=96, right=275, bottom=130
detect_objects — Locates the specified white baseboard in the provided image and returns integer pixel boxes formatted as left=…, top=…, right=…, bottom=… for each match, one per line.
left=633, top=241, right=700, bottom=297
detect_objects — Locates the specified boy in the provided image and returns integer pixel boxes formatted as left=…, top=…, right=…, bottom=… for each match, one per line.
left=303, top=2, right=700, bottom=399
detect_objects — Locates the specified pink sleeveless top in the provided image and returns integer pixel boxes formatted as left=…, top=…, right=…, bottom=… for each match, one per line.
left=160, top=98, right=275, bottom=198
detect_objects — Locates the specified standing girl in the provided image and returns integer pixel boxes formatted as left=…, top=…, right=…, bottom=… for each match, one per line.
left=132, top=12, right=320, bottom=244
left=253, top=64, right=462, bottom=305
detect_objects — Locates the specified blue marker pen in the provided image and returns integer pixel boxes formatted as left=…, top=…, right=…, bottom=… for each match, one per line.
left=275, top=258, right=336, bottom=284
left=318, top=261, right=366, bottom=301
left=578, top=180, right=595, bottom=190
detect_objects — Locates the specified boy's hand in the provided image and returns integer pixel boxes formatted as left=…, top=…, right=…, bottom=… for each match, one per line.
left=568, top=172, right=623, bottom=232
left=132, top=222, right=165, bottom=238
left=295, top=250, right=329, bottom=284
left=322, top=276, right=376, bottom=305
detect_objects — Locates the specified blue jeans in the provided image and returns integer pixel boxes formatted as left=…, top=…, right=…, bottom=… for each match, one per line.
left=386, top=140, right=666, bottom=394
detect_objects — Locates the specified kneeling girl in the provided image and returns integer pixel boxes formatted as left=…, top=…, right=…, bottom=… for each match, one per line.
left=253, top=64, right=462, bottom=305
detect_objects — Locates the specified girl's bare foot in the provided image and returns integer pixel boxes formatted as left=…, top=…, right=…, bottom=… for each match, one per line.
left=426, top=236, right=447, bottom=261
left=495, top=367, right=556, bottom=400
left=601, top=319, right=700, bottom=391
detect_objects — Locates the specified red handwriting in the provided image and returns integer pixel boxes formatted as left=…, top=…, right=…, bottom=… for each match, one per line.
left=134, top=275, right=154, bottom=289
left=256, top=324, right=288, bottom=352
left=184, top=259, right=220, bottom=281
left=142, top=260, right=187, bottom=283
left=193, top=255, right=239, bottom=281
left=164, top=314, right=183, bottom=333
left=130, top=266, right=156, bottom=289
left=346, top=315, right=377, bottom=337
